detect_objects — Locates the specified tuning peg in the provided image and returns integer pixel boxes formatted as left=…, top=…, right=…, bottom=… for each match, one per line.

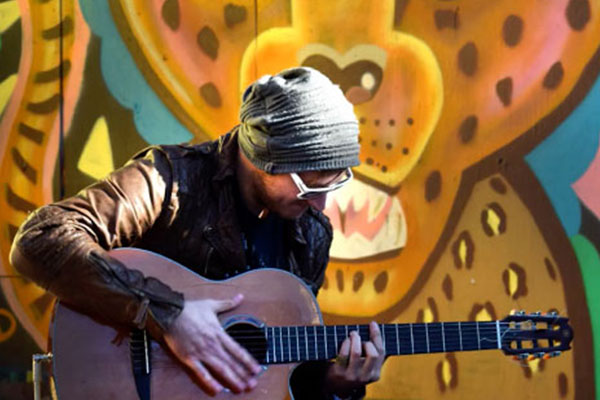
left=527, top=354, right=537, bottom=361
left=547, top=311, right=558, bottom=317
left=552, top=351, right=562, bottom=358
left=543, top=353, right=552, bottom=360
left=531, top=311, right=542, bottom=316
left=516, top=353, right=529, bottom=360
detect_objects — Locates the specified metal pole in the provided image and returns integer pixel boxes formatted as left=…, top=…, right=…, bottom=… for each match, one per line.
left=32, top=353, right=52, bottom=400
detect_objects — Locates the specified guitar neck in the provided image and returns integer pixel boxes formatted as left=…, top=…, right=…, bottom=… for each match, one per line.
left=263, top=321, right=506, bottom=364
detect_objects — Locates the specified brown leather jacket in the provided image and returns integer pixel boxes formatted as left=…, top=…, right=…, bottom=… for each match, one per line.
left=10, top=132, right=333, bottom=339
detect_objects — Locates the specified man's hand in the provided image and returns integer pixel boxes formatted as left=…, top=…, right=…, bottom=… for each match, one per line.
left=163, top=294, right=262, bottom=395
left=325, top=321, right=386, bottom=398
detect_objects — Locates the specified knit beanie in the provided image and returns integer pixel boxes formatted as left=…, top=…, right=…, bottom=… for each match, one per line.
left=237, top=67, right=360, bottom=174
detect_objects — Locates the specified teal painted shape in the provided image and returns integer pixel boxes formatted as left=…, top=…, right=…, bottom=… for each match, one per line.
left=526, top=75, right=600, bottom=236
left=78, top=1, right=192, bottom=145
left=571, top=234, right=600, bottom=400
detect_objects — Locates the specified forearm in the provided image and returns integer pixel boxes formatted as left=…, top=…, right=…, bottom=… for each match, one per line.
left=10, top=205, right=183, bottom=338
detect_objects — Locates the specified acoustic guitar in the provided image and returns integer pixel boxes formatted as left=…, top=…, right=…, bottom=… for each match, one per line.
left=50, top=248, right=573, bottom=399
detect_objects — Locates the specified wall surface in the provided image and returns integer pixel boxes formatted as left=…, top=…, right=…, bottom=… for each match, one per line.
left=0, top=0, right=599, bottom=399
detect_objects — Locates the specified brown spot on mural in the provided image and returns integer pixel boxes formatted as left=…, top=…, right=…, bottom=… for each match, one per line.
left=442, top=274, right=453, bottom=300
left=566, top=0, right=590, bottom=31
left=18, top=123, right=44, bottom=144
left=11, top=148, right=37, bottom=184
left=434, top=9, right=460, bottom=30
left=374, top=271, right=388, bottom=293
left=353, top=271, right=364, bottom=292
left=199, top=83, right=222, bottom=108
left=502, top=15, right=524, bottom=47
left=558, top=372, right=568, bottom=397
left=502, top=262, right=528, bottom=300
left=197, top=26, right=219, bottom=60
left=458, top=42, right=478, bottom=76
left=496, top=77, right=513, bottom=106
left=6, top=184, right=37, bottom=212
left=161, top=0, right=180, bottom=31
left=481, top=202, right=507, bottom=236
left=451, top=231, right=474, bottom=269
left=545, top=257, right=557, bottom=281
left=224, top=4, right=247, bottom=28
left=489, top=177, right=507, bottom=194
left=425, top=171, right=442, bottom=202
left=543, top=62, right=564, bottom=89
left=417, top=297, right=440, bottom=322
left=322, top=276, right=329, bottom=290
left=42, top=16, right=74, bottom=39
left=458, top=115, right=478, bottom=143
left=336, top=269, right=344, bottom=292
left=468, top=301, right=497, bottom=321
left=435, top=353, right=458, bottom=392
left=27, top=93, right=61, bottom=114
left=35, top=60, right=72, bottom=83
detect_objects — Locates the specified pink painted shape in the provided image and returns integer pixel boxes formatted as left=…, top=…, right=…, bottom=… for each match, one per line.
left=325, top=196, right=393, bottom=240
left=573, top=133, right=600, bottom=219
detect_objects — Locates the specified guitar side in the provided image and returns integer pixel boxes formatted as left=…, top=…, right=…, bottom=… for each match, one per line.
left=50, top=248, right=323, bottom=400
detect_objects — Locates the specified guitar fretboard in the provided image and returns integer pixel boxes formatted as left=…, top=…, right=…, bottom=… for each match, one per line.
left=263, top=322, right=507, bottom=364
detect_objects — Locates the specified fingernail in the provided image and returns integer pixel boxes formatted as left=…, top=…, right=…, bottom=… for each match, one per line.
left=234, top=293, right=244, bottom=302
left=248, top=378, right=258, bottom=389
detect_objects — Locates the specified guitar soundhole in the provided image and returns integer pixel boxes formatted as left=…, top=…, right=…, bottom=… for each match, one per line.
left=226, top=323, right=268, bottom=363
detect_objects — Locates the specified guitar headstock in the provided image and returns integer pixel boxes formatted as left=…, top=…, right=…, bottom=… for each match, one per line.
left=500, top=311, right=573, bottom=360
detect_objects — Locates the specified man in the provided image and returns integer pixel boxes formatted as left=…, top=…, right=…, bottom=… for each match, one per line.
left=10, top=67, right=385, bottom=399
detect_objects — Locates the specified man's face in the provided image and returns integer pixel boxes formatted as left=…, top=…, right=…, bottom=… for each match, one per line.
left=256, top=170, right=346, bottom=219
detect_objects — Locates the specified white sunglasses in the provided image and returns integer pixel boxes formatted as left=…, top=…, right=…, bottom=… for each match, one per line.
left=290, top=168, right=353, bottom=200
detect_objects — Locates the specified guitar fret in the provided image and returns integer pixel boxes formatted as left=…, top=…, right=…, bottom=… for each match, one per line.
left=266, top=328, right=270, bottom=363
left=410, top=324, right=415, bottom=354
left=496, top=320, right=502, bottom=349
left=441, top=323, right=446, bottom=352
left=279, top=327, right=284, bottom=363
left=272, top=327, right=277, bottom=363
left=458, top=322, right=463, bottom=351
left=324, top=326, right=328, bottom=359
left=425, top=323, right=430, bottom=353
left=334, top=326, right=338, bottom=354
left=296, top=326, right=300, bottom=361
left=313, top=326, right=318, bottom=359
left=287, top=327, right=291, bottom=362
left=476, top=322, right=481, bottom=350
left=304, top=326, right=309, bottom=360
left=396, top=324, right=400, bottom=355
left=345, top=325, right=348, bottom=338
left=381, top=324, right=385, bottom=351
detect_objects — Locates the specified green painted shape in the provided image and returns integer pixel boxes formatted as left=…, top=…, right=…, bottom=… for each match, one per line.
left=571, top=234, right=600, bottom=399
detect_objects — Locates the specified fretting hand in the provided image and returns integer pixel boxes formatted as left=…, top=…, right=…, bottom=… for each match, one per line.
left=163, top=294, right=262, bottom=395
left=325, top=321, right=386, bottom=398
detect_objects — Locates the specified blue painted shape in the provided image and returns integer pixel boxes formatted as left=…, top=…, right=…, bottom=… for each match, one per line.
left=78, top=1, right=192, bottom=144
left=526, top=74, right=600, bottom=236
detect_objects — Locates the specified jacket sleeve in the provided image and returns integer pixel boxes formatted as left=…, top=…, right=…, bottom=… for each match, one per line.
left=9, top=147, right=184, bottom=339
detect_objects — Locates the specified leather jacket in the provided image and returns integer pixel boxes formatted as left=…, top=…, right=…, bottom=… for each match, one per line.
left=10, top=132, right=333, bottom=339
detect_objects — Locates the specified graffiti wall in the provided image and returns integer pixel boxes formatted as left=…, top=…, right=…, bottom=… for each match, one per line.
left=1, top=0, right=599, bottom=399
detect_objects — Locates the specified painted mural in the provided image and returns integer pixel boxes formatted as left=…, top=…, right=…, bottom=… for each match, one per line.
left=0, top=0, right=599, bottom=399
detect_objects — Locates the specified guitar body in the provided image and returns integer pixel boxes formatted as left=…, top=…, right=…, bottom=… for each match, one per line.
left=50, top=248, right=323, bottom=400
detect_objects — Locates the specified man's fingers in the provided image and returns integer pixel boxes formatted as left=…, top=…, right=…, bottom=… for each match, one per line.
left=211, top=294, right=244, bottom=313
left=220, top=331, right=262, bottom=376
left=361, top=341, right=380, bottom=380
left=185, top=359, right=224, bottom=395
left=202, top=354, right=248, bottom=394
left=369, top=321, right=384, bottom=353
left=348, top=331, right=362, bottom=365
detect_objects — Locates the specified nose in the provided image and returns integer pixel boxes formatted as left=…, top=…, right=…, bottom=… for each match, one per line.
left=306, top=193, right=327, bottom=211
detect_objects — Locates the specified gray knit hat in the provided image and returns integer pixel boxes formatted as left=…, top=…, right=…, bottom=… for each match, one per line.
left=238, top=67, right=360, bottom=174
